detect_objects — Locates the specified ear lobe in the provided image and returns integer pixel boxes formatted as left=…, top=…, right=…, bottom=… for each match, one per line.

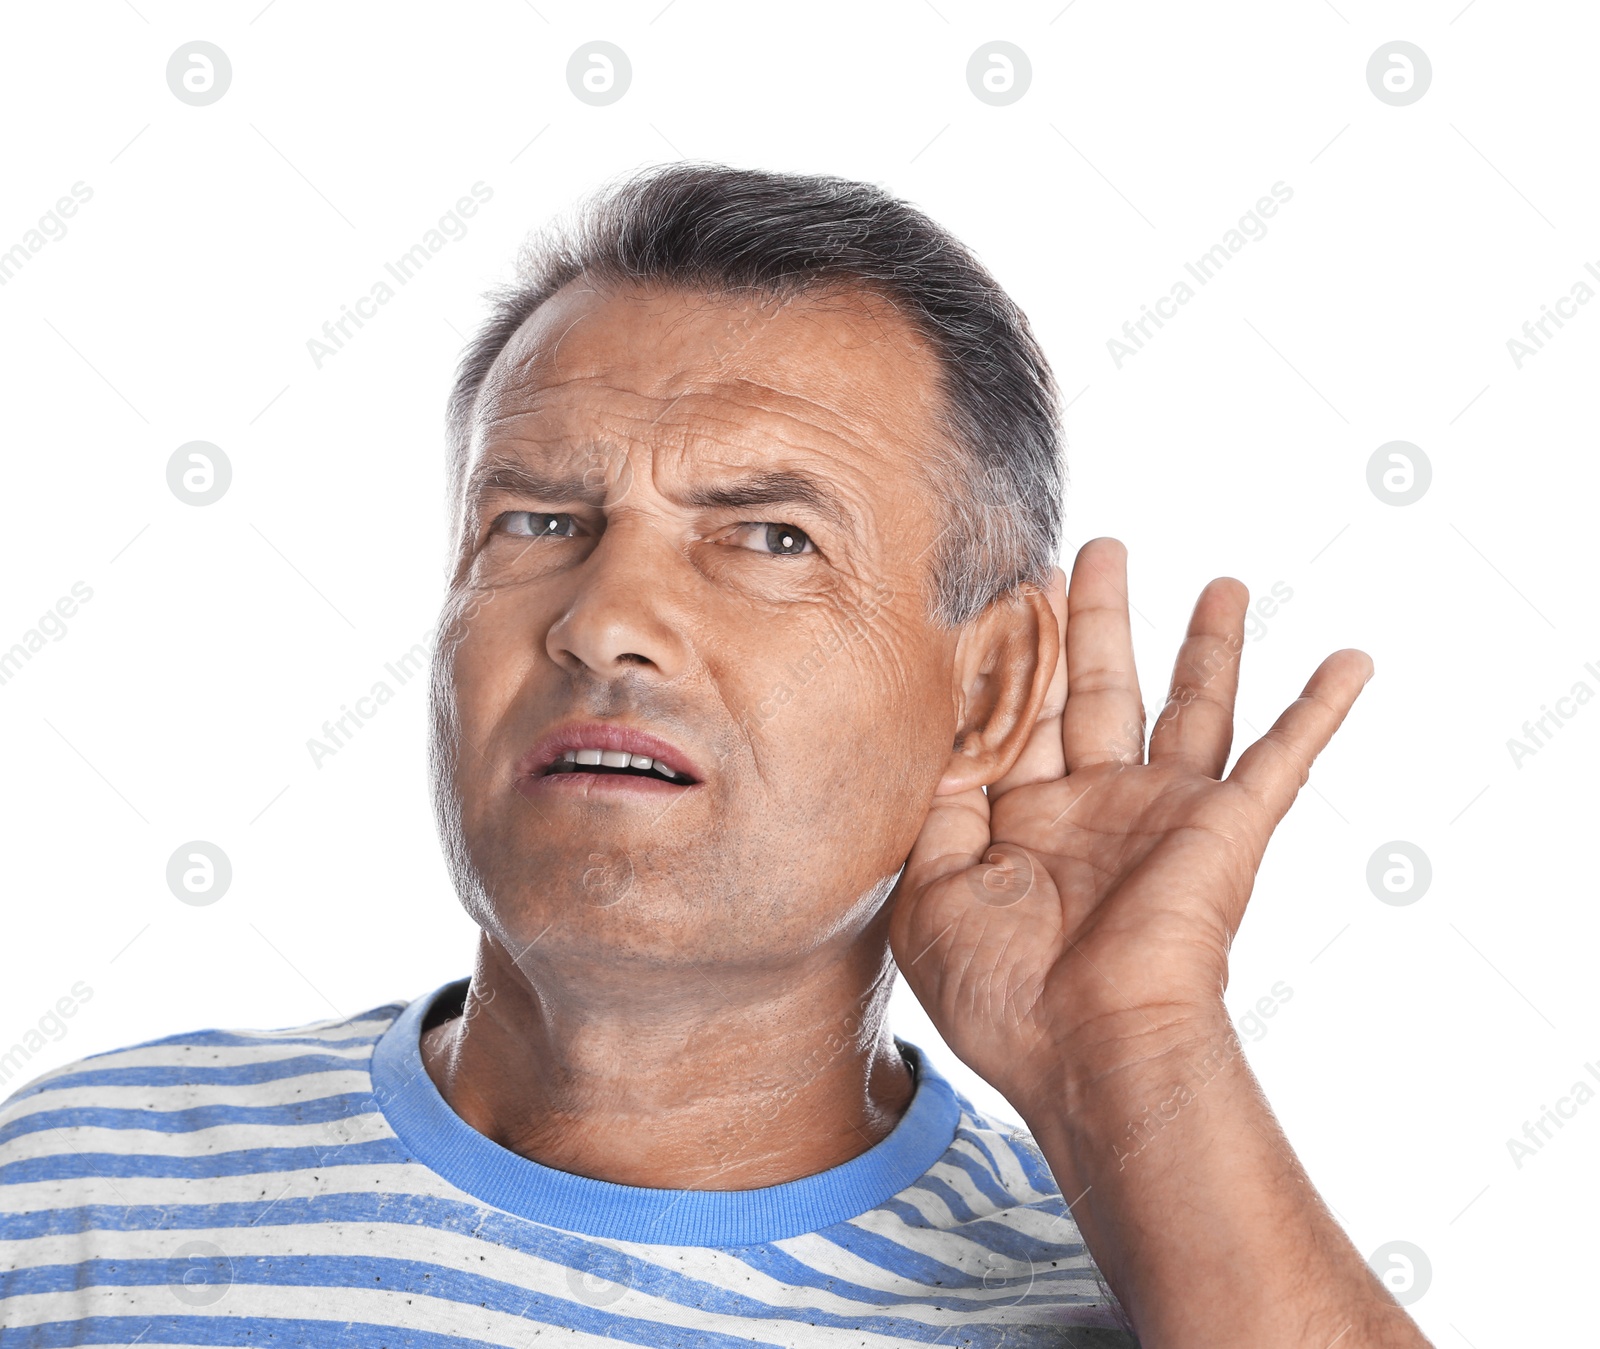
left=937, top=583, right=1057, bottom=796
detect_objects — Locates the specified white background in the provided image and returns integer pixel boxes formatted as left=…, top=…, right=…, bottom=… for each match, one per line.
left=2, top=2, right=1595, bottom=1343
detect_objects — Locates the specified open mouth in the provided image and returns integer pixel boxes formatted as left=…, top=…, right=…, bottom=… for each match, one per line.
left=541, top=750, right=692, bottom=784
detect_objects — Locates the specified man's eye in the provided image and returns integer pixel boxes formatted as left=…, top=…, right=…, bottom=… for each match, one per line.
left=496, top=511, right=581, bottom=539
left=729, top=523, right=815, bottom=556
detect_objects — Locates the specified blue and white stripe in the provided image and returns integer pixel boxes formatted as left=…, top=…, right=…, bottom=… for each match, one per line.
left=0, top=980, right=1135, bottom=1346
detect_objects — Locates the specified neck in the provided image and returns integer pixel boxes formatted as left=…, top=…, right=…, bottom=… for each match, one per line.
left=418, top=927, right=918, bottom=1189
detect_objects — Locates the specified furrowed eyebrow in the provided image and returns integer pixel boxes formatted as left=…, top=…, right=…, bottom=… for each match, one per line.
left=680, top=471, right=860, bottom=542
left=465, top=454, right=604, bottom=508
left=469, top=455, right=861, bottom=543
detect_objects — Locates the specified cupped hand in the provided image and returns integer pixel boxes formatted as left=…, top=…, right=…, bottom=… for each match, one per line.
left=887, top=537, right=1372, bottom=1111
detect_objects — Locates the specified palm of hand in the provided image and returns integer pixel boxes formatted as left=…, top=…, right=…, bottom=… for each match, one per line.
left=888, top=539, right=1371, bottom=1109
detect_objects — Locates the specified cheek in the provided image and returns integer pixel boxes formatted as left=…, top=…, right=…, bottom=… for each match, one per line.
left=733, top=603, right=945, bottom=801
left=441, top=599, right=543, bottom=749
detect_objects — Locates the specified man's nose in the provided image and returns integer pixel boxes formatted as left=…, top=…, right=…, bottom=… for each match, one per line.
left=544, top=519, right=690, bottom=680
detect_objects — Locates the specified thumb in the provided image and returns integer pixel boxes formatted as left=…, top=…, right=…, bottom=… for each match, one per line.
left=896, top=780, right=993, bottom=897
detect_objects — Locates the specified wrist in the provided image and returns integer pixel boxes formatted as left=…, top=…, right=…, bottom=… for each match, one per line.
left=1009, top=1000, right=1245, bottom=1179
left=1011, top=997, right=1235, bottom=1118
left=1004, top=1000, right=1434, bottom=1349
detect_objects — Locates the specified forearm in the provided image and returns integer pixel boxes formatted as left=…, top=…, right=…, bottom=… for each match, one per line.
left=1016, top=1009, right=1433, bottom=1349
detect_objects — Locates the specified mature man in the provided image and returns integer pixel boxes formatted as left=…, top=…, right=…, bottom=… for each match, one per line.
left=0, top=165, right=1428, bottom=1347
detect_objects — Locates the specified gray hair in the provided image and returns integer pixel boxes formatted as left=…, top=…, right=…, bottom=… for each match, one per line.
left=445, top=162, right=1064, bottom=626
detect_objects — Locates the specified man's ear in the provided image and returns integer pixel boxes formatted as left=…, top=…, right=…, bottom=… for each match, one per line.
left=937, top=580, right=1059, bottom=796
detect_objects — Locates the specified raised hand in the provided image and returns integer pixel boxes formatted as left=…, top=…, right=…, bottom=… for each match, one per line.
left=887, top=536, right=1373, bottom=1114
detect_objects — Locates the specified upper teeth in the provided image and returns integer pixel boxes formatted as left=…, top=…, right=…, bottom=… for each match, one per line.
left=561, top=748, right=678, bottom=779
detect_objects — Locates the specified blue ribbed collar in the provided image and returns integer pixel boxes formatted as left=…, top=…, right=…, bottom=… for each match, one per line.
left=369, top=977, right=962, bottom=1246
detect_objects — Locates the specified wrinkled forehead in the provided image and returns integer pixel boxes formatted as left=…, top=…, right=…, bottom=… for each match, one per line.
left=469, top=278, right=948, bottom=475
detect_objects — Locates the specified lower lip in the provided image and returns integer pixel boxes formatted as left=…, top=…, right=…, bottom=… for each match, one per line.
left=515, top=770, right=698, bottom=801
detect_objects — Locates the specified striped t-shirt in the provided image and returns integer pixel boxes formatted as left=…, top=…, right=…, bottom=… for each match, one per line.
left=0, top=977, right=1137, bottom=1347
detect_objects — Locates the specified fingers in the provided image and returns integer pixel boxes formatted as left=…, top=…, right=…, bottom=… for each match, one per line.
left=1062, top=538, right=1146, bottom=771
left=1148, top=577, right=1249, bottom=778
left=990, top=566, right=1069, bottom=795
left=1226, top=649, right=1374, bottom=828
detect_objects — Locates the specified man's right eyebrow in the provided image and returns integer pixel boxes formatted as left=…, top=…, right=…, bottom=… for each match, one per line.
left=465, top=454, right=604, bottom=506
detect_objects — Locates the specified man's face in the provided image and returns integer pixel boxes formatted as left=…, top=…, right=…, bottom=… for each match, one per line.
left=432, top=279, right=965, bottom=979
